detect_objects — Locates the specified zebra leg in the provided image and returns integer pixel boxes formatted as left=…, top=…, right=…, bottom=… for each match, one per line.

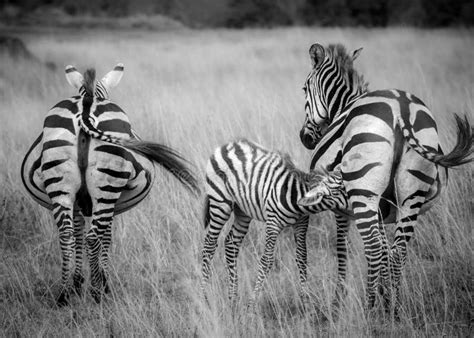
left=72, top=212, right=85, bottom=296
left=224, top=207, right=251, bottom=304
left=201, top=199, right=233, bottom=298
left=248, top=218, right=284, bottom=310
left=86, top=212, right=113, bottom=303
left=390, top=213, right=418, bottom=318
left=292, top=216, right=309, bottom=306
left=53, top=202, right=76, bottom=306
left=351, top=198, right=385, bottom=310
left=389, top=158, right=431, bottom=317
left=100, top=223, right=113, bottom=294
left=377, top=220, right=391, bottom=311
left=332, top=214, right=351, bottom=309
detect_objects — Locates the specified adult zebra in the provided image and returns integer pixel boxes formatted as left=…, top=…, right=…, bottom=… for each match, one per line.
left=21, top=64, right=199, bottom=305
left=298, top=43, right=474, bottom=314
left=201, top=139, right=349, bottom=308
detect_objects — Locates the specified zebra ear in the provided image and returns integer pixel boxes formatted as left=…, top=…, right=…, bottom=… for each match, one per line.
left=298, top=188, right=324, bottom=207
left=101, top=63, right=124, bottom=92
left=309, top=43, right=325, bottom=68
left=65, top=65, right=84, bottom=89
left=352, top=47, right=363, bottom=61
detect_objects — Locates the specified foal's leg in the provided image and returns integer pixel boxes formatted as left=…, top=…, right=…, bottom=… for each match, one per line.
left=224, top=207, right=251, bottom=304
left=248, top=216, right=284, bottom=310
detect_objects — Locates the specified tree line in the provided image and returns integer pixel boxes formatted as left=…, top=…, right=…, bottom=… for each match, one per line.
left=4, top=0, right=474, bottom=27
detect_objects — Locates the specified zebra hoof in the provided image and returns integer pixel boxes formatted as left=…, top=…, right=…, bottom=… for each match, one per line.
left=393, top=308, right=401, bottom=322
left=101, top=274, right=110, bottom=294
left=90, top=287, right=102, bottom=303
left=246, top=300, right=257, bottom=315
left=73, top=275, right=85, bottom=296
left=56, top=291, right=70, bottom=307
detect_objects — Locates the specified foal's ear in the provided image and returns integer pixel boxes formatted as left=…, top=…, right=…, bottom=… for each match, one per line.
left=352, top=47, right=363, bottom=61
left=65, top=65, right=84, bottom=89
left=100, top=63, right=124, bottom=92
left=309, top=43, right=325, bottom=68
left=333, top=164, right=343, bottom=178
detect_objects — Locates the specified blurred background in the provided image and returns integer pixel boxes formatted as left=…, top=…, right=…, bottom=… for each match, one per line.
left=1, top=0, right=473, bottom=29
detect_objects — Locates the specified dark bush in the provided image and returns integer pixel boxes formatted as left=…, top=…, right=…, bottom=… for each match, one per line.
left=226, top=0, right=293, bottom=28
left=1, top=0, right=473, bottom=27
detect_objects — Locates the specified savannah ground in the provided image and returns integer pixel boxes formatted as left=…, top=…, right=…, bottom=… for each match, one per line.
left=0, top=27, right=472, bottom=336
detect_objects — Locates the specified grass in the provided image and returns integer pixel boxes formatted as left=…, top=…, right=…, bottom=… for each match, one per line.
left=0, top=27, right=473, bottom=336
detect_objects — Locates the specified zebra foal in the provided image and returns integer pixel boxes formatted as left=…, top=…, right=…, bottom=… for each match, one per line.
left=201, top=139, right=348, bottom=308
left=21, top=64, right=199, bottom=305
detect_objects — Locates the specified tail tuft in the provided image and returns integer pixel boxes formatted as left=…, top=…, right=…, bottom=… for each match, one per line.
left=436, top=113, right=474, bottom=167
left=203, top=194, right=210, bottom=228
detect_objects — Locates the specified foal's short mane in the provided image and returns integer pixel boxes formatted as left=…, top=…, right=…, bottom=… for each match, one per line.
left=280, top=152, right=297, bottom=170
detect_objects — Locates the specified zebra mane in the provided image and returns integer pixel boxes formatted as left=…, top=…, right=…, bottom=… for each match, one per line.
left=83, top=68, right=96, bottom=97
left=328, top=44, right=369, bottom=94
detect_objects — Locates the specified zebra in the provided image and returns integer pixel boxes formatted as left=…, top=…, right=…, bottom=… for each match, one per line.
left=201, top=139, right=350, bottom=308
left=299, top=43, right=474, bottom=314
left=21, top=64, right=199, bottom=305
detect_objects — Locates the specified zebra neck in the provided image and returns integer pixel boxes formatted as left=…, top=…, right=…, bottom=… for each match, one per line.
left=329, top=91, right=365, bottom=123
left=298, top=179, right=317, bottom=215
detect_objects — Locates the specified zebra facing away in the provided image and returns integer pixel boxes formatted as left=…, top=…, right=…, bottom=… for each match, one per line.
left=21, top=64, right=199, bottom=305
left=299, top=43, right=474, bottom=314
left=201, top=139, right=349, bottom=308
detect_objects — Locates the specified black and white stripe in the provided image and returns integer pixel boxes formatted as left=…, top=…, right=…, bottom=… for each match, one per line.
left=300, top=44, right=367, bottom=146
left=21, top=64, right=199, bottom=305
left=201, top=139, right=348, bottom=307
left=299, top=43, right=474, bottom=314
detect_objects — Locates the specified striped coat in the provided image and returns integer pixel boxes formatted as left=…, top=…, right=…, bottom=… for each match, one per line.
left=21, top=64, right=198, bottom=305
left=201, top=139, right=349, bottom=306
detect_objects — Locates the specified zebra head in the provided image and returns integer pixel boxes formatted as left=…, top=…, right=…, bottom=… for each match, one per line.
left=298, top=167, right=345, bottom=207
left=299, top=43, right=366, bottom=149
left=65, top=63, right=124, bottom=99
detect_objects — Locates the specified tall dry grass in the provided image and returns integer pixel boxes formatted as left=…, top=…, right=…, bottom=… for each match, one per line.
left=0, top=27, right=472, bottom=336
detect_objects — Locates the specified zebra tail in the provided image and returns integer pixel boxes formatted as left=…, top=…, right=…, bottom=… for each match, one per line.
left=123, top=140, right=201, bottom=194
left=434, top=114, right=474, bottom=167
left=203, top=194, right=210, bottom=228
left=402, top=113, right=474, bottom=168
left=77, top=103, right=200, bottom=193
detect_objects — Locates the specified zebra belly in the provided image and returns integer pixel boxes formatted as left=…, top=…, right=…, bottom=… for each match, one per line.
left=21, top=133, right=52, bottom=209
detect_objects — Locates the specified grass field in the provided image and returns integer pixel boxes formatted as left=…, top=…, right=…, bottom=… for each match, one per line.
left=0, top=27, right=473, bottom=337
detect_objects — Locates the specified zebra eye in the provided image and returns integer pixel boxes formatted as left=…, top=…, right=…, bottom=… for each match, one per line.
left=302, top=86, right=307, bottom=93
